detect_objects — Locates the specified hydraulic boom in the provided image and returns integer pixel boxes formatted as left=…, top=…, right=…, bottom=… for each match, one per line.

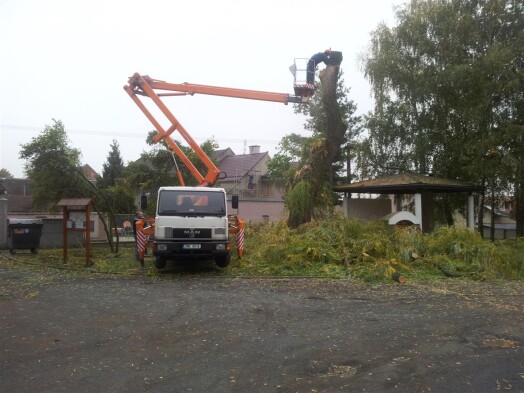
left=124, top=73, right=312, bottom=187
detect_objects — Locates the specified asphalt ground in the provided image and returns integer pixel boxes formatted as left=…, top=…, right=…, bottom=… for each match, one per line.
left=1, top=262, right=523, bottom=393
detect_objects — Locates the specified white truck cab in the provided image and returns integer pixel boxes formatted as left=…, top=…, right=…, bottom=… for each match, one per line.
left=152, top=186, right=231, bottom=269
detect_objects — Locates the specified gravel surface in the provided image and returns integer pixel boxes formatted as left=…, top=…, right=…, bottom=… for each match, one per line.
left=1, top=262, right=523, bottom=393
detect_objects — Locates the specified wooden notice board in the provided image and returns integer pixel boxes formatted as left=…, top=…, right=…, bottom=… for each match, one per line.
left=56, top=198, right=93, bottom=266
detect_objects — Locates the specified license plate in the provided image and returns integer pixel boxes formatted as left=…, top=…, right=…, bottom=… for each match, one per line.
left=183, top=244, right=201, bottom=250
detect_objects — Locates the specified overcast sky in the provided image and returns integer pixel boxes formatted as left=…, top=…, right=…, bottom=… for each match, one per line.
left=0, top=0, right=404, bottom=179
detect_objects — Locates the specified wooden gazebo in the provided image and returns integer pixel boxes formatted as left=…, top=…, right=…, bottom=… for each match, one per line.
left=333, top=173, right=483, bottom=233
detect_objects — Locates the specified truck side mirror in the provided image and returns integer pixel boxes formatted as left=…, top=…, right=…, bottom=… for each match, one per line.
left=140, top=194, right=148, bottom=210
left=232, top=194, right=239, bottom=209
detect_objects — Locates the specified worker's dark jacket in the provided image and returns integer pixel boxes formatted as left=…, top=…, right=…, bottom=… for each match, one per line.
left=307, top=52, right=331, bottom=84
left=309, top=52, right=330, bottom=66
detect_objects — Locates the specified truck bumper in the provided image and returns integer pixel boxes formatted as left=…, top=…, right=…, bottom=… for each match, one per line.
left=153, top=240, right=230, bottom=259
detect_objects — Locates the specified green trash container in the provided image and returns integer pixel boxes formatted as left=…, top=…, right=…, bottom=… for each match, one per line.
left=7, top=219, right=43, bottom=254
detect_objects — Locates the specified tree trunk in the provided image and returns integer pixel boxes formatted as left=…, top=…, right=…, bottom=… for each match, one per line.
left=490, top=187, right=496, bottom=242
left=318, top=66, right=346, bottom=173
left=516, top=145, right=524, bottom=237
left=287, top=63, right=344, bottom=228
left=346, top=145, right=352, bottom=184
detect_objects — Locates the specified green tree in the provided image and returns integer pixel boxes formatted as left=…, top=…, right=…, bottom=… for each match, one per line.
left=361, top=0, right=524, bottom=233
left=19, top=120, right=122, bottom=252
left=97, top=140, right=135, bottom=214
left=296, top=73, right=362, bottom=185
left=0, top=168, right=13, bottom=179
left=99, top=139, right=125, bottom=188
left=282, top=70, right=361, bottom=228
left=0, top=169, right=11, bottom=196
left=101, top=178, right=137, bottom=215
left=19, top=120, right=84, bottom=209
left=125, top=132, right=219, bottom=215
left=267, top=133, right=314, bottom=188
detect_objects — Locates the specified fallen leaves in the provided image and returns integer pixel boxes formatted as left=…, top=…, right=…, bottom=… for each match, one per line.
left=482, top=336, right=519, bottom=349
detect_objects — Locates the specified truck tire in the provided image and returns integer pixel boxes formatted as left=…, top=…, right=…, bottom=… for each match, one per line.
left=154, top=256, right=167, bottom=269
left=215, top=253, right=231, bottom=268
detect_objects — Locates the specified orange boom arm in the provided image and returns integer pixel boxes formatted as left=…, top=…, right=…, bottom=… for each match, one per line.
left=124, top=73, right=309, bottom=187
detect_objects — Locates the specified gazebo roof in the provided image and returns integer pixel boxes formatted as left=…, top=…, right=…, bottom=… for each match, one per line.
left=333, top=173, right=482, bottom=194
left=56, top=198, right=93, bottom=207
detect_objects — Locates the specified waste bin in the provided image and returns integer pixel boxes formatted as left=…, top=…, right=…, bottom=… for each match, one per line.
left=7, top=219, right=43, bottom=254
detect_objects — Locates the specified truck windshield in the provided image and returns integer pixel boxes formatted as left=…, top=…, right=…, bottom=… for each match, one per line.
left=157, top=190, right=226, bottom=216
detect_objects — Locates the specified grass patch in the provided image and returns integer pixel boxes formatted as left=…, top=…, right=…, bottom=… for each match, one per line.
left=1, top=242, right=152, bottom=276
left=2, top=215, right=523, bottom=283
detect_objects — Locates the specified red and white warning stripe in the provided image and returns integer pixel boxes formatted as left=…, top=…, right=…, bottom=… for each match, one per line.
left=137, top=229, right=147, bottom=259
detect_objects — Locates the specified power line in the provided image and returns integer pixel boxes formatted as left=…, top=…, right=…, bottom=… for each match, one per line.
left=0, top=124, right=281, bottom=145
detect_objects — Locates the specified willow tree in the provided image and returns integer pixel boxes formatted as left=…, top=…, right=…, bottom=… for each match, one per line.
left=361, top=0, right=524, bottom=233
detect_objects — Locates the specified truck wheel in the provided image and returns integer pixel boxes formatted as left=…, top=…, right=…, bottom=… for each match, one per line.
left=31, top=248, right=37, bottom=254
left=154, top=256, right=167, bottom=269
left=215, top=253, right=231, bottom=268
left=9, top=249, right=15, bottom=255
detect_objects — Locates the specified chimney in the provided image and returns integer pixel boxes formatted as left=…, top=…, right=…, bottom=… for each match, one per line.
left=249, top=145, right=260, bottom=154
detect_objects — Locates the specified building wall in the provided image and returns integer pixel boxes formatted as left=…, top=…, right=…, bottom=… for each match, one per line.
left=482, top=212, right=515, bottom=225
left=227, top=199, right=285, bottom=222
left=482, top=226, right=516, bottom=240
left=0, top=198, right=7, bottom=248
left=2, top=212, right=107, bottom=249
left=481, top=212, right=517, bottom=239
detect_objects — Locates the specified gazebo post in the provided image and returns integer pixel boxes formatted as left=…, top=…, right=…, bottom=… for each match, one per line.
left=85, top=203, right=91, bottom=266
left=343, top=192, right=350, bottom=217
left=468, top=194, right=475, bottom=229
left=415, top=193, right=423, bottom=232
left=62, top=206, right=68, bottom=263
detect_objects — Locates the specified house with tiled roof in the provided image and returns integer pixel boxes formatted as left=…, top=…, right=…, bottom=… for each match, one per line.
left=1, top=178, right=38, bottom=213
left=212, top=148, right=235, bottom=163
left=81, top=164, right=98, bottom=182
left=216, top=145, right=283, bottom=199
left=215, top=145, right=286, bottom=222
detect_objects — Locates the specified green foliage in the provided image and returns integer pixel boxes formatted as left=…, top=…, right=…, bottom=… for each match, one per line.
left=267, top=133, right=314, bottom=187
left=361, top=0, right=524, bottom=232
left=123, top=133, right=220, bottom=215
left=420, top=226, right=524, bottom=279
left=240, top=215, right=524, bottom=282
left=96, top=140, right=135, bottom=214
left=6, top=219, right=523, bottom=283
left=19, top=119, right=83, bottom=210
left=18, top=120, right=122, bottom=253
left=277, top=74, right=362, bottom=228
left=99, top=139, right=125, bottom=188
left=285, top=180, right=313, bottom=228
left=100, top=178, right=136, bottom=214
left=0, top=168, right=13, bottom=179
